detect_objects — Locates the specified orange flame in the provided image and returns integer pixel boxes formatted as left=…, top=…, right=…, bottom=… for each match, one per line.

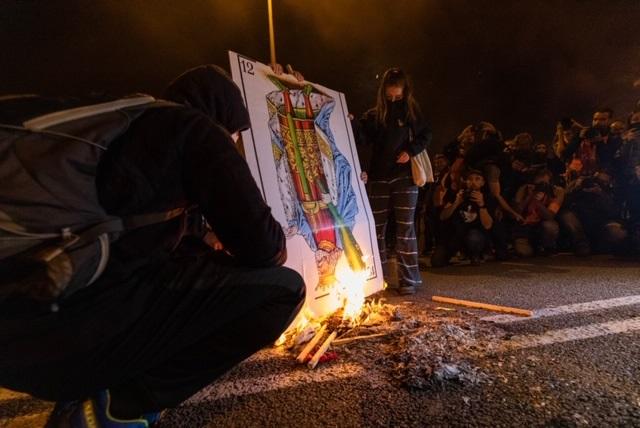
left=335, top=256, right=369, bottom=326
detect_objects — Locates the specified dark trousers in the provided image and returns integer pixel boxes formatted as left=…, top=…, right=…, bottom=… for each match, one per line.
left=512, top=220, right=560, bottom=257
left=431, top=224, right=488, bottom=268
left=559, top=209, right=627, bottom=253
left=0, top=251, right=305, bottom=412
left=369, top=175, right=421, bottom=287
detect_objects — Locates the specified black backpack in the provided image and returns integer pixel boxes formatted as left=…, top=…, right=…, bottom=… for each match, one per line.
left=0, top=94, right=184, bottom=303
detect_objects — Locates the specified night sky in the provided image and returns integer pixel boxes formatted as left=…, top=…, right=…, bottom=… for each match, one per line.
left=2, top=0, right=639, bottom=150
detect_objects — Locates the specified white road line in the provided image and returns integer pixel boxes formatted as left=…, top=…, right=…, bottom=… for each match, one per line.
left=187, top=362, right=366, bottom=402
left=482, top=295, right=640, bottom=324
left=506, top=316, right=640, bottom=350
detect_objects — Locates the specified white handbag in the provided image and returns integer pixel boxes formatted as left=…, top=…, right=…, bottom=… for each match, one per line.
left=411, top=149, right=434, bottom=187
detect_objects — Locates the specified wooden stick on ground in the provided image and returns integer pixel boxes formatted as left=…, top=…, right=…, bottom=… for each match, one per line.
left=307, top=331, right=337, bottom=369
left=432, top=295, right=533, bottom=317
left=333, top=332, right=390, bottom=346
left=296, top=324, right=326, bottom=364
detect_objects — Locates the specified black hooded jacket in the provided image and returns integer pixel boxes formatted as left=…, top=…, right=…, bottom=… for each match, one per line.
left=164, top=65, right=250, bottom=134
left=96, top=66, right=285, bottom=268
left=355, top=103, right=431, bottom=180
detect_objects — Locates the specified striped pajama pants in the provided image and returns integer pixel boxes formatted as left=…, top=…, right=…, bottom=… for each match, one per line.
left=368, top=175, right=422, bottom=288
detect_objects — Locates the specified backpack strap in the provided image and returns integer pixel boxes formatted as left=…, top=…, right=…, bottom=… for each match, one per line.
left=23, top=95, right=156, bottom=130
left=0, top=208, right=186, bottom=260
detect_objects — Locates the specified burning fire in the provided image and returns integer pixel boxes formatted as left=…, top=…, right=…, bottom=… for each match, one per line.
left=275, top=333, right=288, bottom=347
left=275, top=255, right=371, bottom=360
left=275, top=307, right=318, bottom=347
left=275, top=254, right=368, bottom=346
left=335, top=258, right=369, bottom=326
left=274, top=254, right=399, bottom=369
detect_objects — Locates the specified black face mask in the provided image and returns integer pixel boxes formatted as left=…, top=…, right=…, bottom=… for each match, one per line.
left=388, top=100, right=407, bottom=123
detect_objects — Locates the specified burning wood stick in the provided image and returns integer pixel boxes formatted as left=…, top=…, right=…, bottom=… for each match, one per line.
left=307, top=331, right=337, bottom=369
left=432, top=296, right=533, bottom=317
left=296, top=324, right=326, bottom=363
left=333, top=332, right=389, bottom=346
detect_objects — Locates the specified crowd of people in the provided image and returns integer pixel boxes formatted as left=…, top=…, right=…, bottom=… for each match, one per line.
left=414, top=106, right=640, bottom=268
left=352, top=68, right=639, bottom=294
left=1, top=59, right=639, bottom=427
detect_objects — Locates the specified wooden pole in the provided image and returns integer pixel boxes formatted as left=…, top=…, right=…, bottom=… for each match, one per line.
left=296, top=325, right=326, bottom=363
left=431, top=296, right=533, bottom=317
left=267, top=0, right=276, bottom=65
left=333, top=332, right=389, bottom=346
left=308, top=331, right=337, bottom=369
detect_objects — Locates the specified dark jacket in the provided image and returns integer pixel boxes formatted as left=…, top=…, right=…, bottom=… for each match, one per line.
left=97, top=105, right=285, bottom=268
left=563, top=130, right=622, bottom=175
left=354, top=106, right=431, bottom=180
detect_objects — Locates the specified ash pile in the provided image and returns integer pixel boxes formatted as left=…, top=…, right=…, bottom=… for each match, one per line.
left=327, top=301, right=506, bottom=391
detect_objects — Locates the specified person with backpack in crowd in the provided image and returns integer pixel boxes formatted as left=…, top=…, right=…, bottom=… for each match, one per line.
left=0, top=65, right=305, bottom=427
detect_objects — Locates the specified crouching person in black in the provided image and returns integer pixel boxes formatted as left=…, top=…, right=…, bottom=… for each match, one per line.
left=0, top=65, right=305, bottom=427
left=431, top=169, right=495, bottom=267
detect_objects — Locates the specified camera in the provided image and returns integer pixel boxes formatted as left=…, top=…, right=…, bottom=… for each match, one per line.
left=580, top=177, right=598, bottom=189
left=533, top=182, right=554, bottom=196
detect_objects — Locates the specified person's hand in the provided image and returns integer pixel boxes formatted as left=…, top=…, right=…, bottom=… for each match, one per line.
left=454, top=189, right=465, bottom=205
left=623, top=128, right=640, bottom=142
left=396, top=151, right=410, bottom=164
left=286, top=64, right=305, bottom=82
left=513, top=212, right=525, bottom=223
left=203, top=231, right=224, bottom=251
left=579, top=128, right=588, bottom=139
left=360, top=171, right=368, bottom=184
left=269, top=63, right=305, bottom=81
left=512, top=160, right=527, bottom=172
left=584, top=184, right=602, bottom=194
left=470, top=190, right=485, bottom=207
left=270, top=63, right=284, bottom=75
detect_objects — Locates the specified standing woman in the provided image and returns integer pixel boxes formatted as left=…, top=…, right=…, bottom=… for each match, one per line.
left=356, top=68, right=432, bottom=294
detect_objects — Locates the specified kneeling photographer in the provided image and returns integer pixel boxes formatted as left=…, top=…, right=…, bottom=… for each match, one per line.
left=431, top=169, right=496, bottom=267
left=513, top=169, right=564, bottom=257
left=559, top=171, right=627, bottom=255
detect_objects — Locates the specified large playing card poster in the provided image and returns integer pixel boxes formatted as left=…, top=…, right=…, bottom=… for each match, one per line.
left=229, top=51, right=383, bottom=317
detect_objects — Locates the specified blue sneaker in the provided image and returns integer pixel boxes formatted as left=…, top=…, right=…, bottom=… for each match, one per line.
left=46, top=390, right=160, bottom=427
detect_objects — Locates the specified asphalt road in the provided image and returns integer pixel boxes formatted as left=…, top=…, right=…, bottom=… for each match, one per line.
left=2, top=254, right=640, bottom=427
